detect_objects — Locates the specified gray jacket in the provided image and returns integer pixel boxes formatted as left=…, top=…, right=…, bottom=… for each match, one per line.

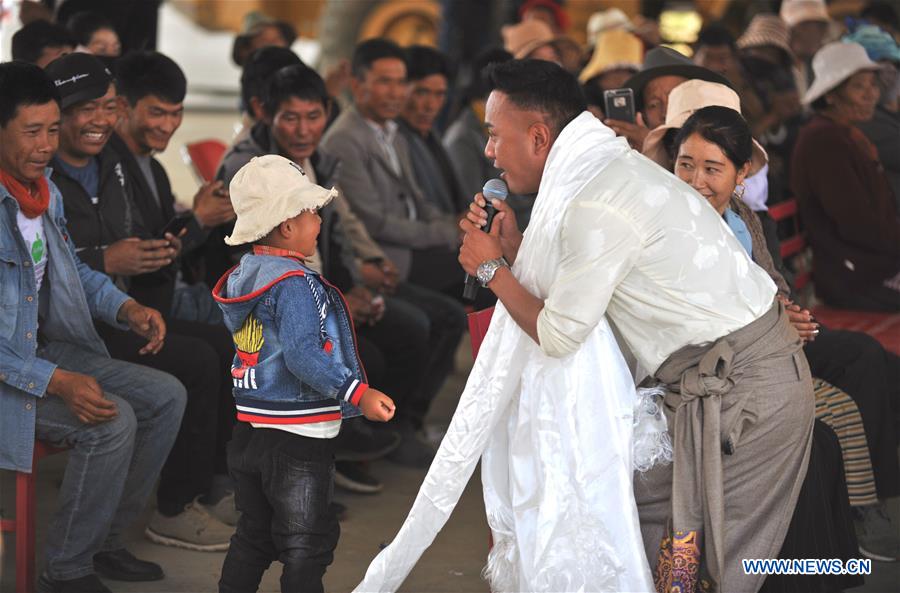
left=320, top=106, right=458, bottom=280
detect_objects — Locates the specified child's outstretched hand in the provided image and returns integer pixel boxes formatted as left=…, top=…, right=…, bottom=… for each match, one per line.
left=359, top=388, right=395, bottom=422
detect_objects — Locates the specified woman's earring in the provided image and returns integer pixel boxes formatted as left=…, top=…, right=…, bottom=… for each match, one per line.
left=734, top=183, right=746, bottom=199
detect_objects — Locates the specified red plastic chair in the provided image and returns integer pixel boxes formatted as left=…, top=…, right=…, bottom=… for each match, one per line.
left=768, top=198, right=900, bottom=355
left=1, top=441, right=68, bottom=593
left=768, top=198, right=811, bottom=291
left=181, top=139, right=227, bottom=184
left=467, top=307, right=495, bottom=359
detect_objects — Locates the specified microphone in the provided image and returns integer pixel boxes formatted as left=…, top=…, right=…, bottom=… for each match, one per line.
left=463, top=178, right=509, bottom=301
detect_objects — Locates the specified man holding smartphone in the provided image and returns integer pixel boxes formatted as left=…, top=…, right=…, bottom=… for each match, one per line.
left=47, top=52, right=238, bottom=552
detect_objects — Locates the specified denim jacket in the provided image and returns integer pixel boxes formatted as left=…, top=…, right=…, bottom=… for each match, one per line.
left=0, top=171, right=131, bottom=472
left=213, top=252, right=366, bottom=425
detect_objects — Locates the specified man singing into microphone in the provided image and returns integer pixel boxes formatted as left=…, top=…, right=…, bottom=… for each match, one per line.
left=355, top=59, right=813, bottom=593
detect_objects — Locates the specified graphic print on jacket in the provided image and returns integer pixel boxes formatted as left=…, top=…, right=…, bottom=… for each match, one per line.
left=232, top=314, right=264, bottom=389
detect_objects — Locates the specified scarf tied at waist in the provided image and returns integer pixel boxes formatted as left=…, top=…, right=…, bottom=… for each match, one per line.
left=653, top=301, right=804, bottom=592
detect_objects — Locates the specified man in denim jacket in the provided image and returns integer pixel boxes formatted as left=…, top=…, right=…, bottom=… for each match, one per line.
left=0, top=62, right=186, bottom=593
left=213, top=155, right=395, bottom=593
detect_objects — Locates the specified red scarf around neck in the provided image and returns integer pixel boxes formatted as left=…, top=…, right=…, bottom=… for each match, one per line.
left=0, top=169, right=50, bottom=219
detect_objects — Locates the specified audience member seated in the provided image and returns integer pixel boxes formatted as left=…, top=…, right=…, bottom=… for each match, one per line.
left=0, top=61, right=185, bottom=593
left=230, top=11, right=294, bottom=68
left=668, top=105, right=863, bottom=585
left=618, top=46, right=731, bottom=150
left=108, top=50, right=250, bottom=529
left=849, top=25, right=900, bottom=211
left=503, top=12, right=582, bottom=74
left=791, top=41, right=900, bottom=311
left=110, top=51, right=234, bottom=322
left=232, top=45, right=303, bottom=142
left=65, top=10, right=121, bottom=58
left=579, top=29, right=642, bottom=121
left=45, top=52, right=237, bottom=551
left=646, top=79, right=900, bottom=559
left=780, top=0, right=832, bottom=97
left=11, top=19, right=76, bottom=68
left=693, top=23, right=741, bottom=83
left=397, top=45, right=466, bottom=216
left=216, top=64, right=466, bottom=475
left=321, top=39, right=463, bottom=298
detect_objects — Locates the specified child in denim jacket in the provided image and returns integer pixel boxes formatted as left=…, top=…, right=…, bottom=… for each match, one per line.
left=213, top=155, right=395, bottom=593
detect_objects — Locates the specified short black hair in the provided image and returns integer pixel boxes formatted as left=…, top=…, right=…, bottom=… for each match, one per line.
left=486, top=59, right=586, bottom=136
left=263, top=64, right=329, bottom=118
left=240, top=46, right=303, bottom=111
left=352, top=38, right=406, bottom=79
left=12, top=20, right=76, bottom=64
left=0, top=61, right=60, bottom=127
left=405, top=45, right=452, bottom=82
left=65, top=11, right=116, bottom=46
left=114, top=51, right=187, bottom=106
left=696, top=23, right=736, bottom=50
left=673, top=105, right=753, bottom=169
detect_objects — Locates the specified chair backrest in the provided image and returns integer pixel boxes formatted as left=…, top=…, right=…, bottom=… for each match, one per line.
left=467, top=307, right=495, bottom=359
left=767, top=198, right=811, bottom=291
left=182, top=139, right=227, bottom=184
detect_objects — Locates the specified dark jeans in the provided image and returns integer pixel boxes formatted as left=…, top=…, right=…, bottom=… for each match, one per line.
left=805, top=327, right=900, bottom=498
left=219, top=423, right=339, bottom=593
left=97, top=316, right=236, bottom=514
left=356, top=296, right=429, bottom=427
left=394, top=281, right=466, bottom=426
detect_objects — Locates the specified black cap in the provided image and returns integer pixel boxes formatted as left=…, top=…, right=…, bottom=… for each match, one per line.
left=44, top=52, right=113, bottom=110
left=625, top=46, right=733, bottom=110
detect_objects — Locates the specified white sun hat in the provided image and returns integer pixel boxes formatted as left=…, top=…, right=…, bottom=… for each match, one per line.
left=225, top=155, right=336, bottom=246
left=804, top=41, right=883, bottom=105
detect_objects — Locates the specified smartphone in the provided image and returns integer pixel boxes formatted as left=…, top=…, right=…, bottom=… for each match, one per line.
left=604, top=88, right=636, bottom=123
left=159, top=214, right=192, bottom=238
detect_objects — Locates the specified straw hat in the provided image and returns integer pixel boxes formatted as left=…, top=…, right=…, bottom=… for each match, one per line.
left=804, top=41, right=884, bottom=104
left=579, top=29, right=643, bottom=83
left=502, top=19, right=580, bottom=61
left=642, top=79, right=768, bottom=174
left=587, top=8, right=633, bottom=45
left=624, top=46, right=733, bottom=109
left=737, top=14, right=794, bottom=60
left=779, top=0, right=830, bottom=28
left=226, top=155, right=337, bottom=246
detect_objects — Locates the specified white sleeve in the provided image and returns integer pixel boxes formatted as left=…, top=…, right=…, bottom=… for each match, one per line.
left=536, top=201, right=642, bottom=358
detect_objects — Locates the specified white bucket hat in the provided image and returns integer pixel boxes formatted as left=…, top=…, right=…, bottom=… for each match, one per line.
left=225, top=155, right=336, bottom=246
left=804, top=41, right=883, bottom=104
left=642, top=79, right=768, bottom=174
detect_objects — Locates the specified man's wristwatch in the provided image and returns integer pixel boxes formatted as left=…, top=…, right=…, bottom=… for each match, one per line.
left=476, top=257, right=509, bottom=287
